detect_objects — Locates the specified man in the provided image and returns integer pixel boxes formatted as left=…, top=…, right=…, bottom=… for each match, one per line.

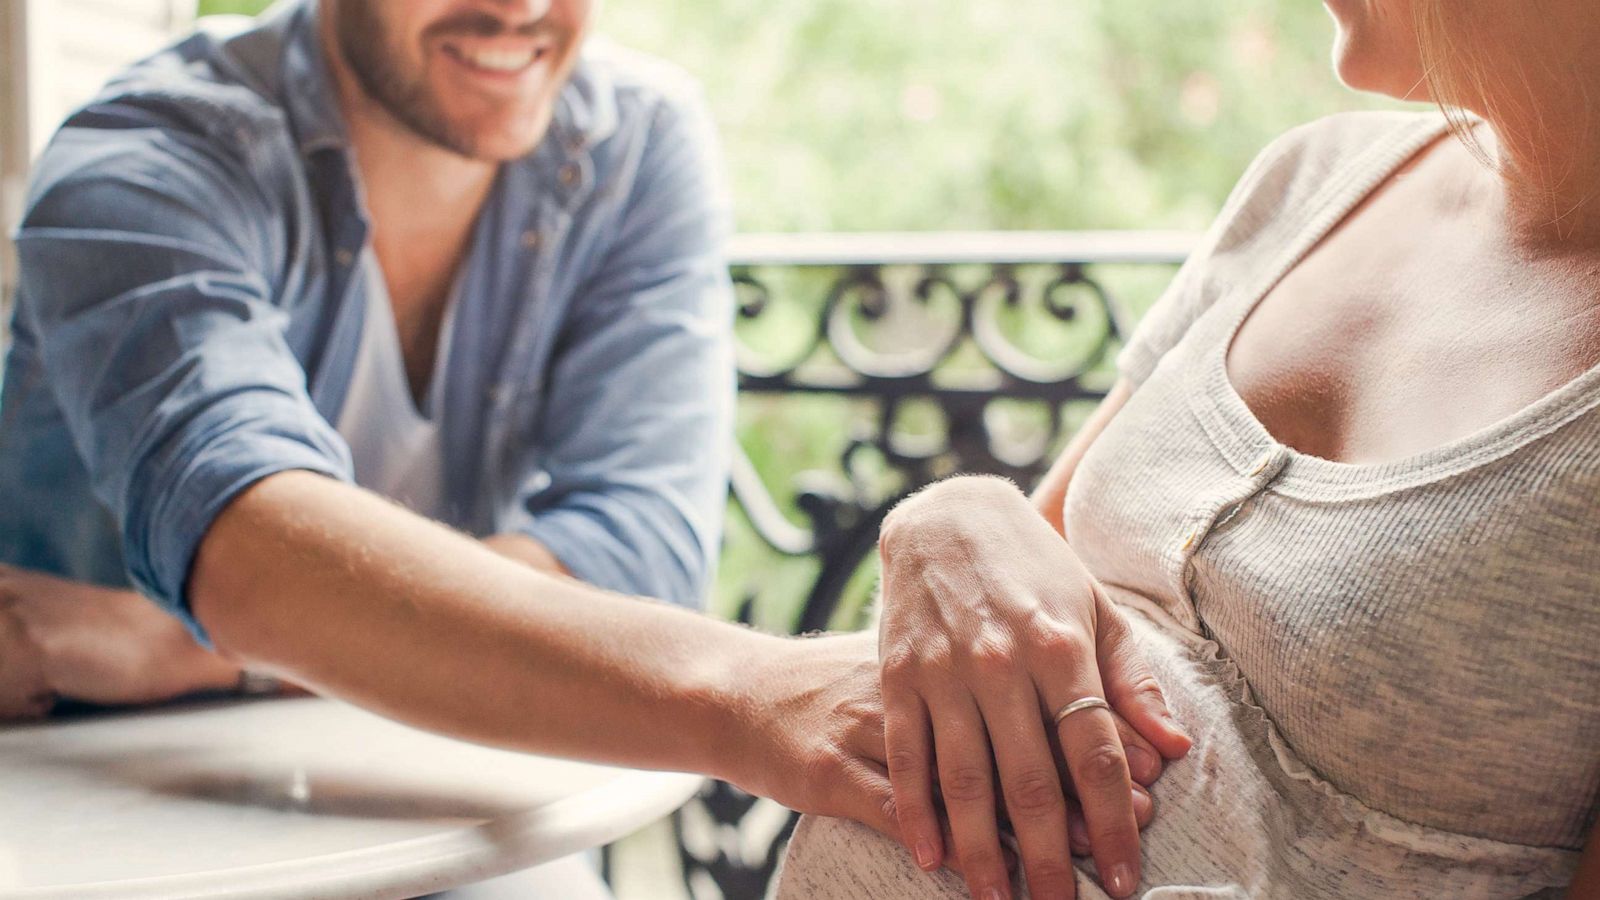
left=1, top=0, right=730, bottom=706
left=0, top=0, right=904, bottom=884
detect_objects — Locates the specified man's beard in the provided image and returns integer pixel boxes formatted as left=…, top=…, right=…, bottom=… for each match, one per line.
left=333, top=0, right=495, bottom=158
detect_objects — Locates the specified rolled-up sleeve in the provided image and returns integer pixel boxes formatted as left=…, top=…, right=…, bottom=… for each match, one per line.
left=503, top=91, right=735, bottom=610
left=14, top=116, right=351, bottom=640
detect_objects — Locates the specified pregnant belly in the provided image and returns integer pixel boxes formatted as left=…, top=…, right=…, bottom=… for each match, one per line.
left=1114, top=604, right=1576, bottom=898
left=775, top=606, right=1578, bottom=900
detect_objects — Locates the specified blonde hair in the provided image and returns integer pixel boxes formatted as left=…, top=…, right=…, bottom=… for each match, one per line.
left=1413, top=0, right=1495, bottom=166
left=1414, top=0, right=1598, bottom=227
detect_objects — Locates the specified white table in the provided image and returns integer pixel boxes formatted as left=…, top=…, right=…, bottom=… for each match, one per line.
left=0, top=697, right=704, bottom=899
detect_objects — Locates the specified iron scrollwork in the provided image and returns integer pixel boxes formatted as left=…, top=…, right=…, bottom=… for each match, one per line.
left=670, top=232, right=1192, bottom=899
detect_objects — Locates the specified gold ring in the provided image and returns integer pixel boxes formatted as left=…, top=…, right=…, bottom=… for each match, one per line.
left=1051, top=696, right=1110, bottom=726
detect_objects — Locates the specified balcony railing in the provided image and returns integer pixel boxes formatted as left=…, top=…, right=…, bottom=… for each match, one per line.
left=662, top=230, right=1196, bottom=899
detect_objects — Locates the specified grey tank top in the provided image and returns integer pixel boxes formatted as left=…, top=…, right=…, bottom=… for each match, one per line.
left=775, top=111, right=1595, bottom=900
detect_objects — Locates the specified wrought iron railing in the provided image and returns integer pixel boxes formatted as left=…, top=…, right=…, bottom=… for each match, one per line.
left=665, top=230, right=1196, bottom=899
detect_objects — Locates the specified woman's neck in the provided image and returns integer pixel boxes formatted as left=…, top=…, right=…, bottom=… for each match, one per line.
left=1463, top=14, right=1600, bottom=248
left=1486, top=120, right=1600, bottom=249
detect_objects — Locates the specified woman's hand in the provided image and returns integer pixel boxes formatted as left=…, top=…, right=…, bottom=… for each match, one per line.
left=0, top=565, right=243, bottom=713
left=877, top=476, right=1192, bottom=900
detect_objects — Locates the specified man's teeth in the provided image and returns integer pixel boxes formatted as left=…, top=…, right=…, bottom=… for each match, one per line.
left=462, top=48, right=537, bottom=72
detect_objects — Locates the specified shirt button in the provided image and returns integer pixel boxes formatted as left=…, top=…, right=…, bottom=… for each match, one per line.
left=521, top=230, right=541, bottom=250
left=558, top=163, right=581, bottom=187
left=1248, top=451, right=1275, bottom=476
left=335, top=248, right=355, bottom=267
left=1180, top=526, right=1202, bottom=551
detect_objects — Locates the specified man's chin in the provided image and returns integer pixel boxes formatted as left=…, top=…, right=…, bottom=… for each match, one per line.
left=470, top=135, right=548, bottom=162
left=444, top=116, right=555, bottom=162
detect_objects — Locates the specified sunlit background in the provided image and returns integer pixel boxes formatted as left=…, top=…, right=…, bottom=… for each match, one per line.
left=203, top=0, right=1396, bottom=233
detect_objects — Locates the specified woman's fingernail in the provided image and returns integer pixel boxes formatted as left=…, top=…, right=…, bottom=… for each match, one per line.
left=915, top=840, right=937, bottom=869
left=1106, top=863, right=1137, bottom=897
left=1132, top=786, right=1152, bottom=818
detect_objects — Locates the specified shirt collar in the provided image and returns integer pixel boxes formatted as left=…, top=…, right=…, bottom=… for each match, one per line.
left=275, top=0, right=347, bottom=156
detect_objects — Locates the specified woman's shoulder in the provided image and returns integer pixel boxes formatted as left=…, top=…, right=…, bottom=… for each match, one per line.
left=1266, top=109, right=1444, bottom=165
left=1116, top=111, right=1446, bottom=387
left=1212, top=110, right=1447, bottom=253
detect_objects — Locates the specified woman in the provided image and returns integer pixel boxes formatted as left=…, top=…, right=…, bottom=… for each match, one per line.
left=778, top=1, right=1600, bottom=897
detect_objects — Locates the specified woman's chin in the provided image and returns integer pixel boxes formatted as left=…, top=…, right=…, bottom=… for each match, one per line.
left=1332, top=47, right=1432, bottom=102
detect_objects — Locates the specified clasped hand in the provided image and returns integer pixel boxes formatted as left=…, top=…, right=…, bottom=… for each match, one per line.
left=875, top=476, right=1192, bottom=900
left=0, top=565, right=244, bottom=718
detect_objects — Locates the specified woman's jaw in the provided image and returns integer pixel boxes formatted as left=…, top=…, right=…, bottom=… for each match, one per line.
left=1328, top=0, right=1600, bottom=245
left=1324, top=0, right=1431, bottom=102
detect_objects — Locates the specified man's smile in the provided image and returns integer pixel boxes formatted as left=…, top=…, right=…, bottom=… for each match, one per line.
left=438, top=37, right=556, bottom=84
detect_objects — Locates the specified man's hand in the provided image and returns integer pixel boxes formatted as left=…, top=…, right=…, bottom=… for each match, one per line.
left=0, top=589, right=54, bottom=719
left=718, top=631, right=904, bottom=841
left=0, top=565, right=241, bottom=714
left=720, top=628, right=1161, bottom=884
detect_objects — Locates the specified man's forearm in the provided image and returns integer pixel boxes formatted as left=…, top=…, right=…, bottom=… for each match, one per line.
left=190, top=471, right=763, bottom=779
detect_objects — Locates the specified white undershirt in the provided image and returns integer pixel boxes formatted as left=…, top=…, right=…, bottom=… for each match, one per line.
left=335, top=251, right=458, bottom=520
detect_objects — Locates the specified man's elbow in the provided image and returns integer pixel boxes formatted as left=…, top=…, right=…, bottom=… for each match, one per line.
left=185, top=471, right=316, bottom=663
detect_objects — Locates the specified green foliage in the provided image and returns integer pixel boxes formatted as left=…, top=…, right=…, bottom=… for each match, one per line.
left=595, top=0, right=1404, bottom=232
left=203, top=0, right=1404, bottom=232
left=198, top=0, right=275, bottom=16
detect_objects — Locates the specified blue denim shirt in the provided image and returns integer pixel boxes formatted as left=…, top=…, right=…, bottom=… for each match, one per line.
left=0, top=2, right=735, bottom=639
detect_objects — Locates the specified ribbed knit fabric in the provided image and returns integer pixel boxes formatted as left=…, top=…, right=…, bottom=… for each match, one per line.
left=775, top=111, right=1595, bottom=898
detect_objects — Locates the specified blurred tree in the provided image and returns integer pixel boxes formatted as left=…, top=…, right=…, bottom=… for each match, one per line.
left=198, top=0, right=277, bottom=15
left=200, top=0, right=1408, bottom=233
